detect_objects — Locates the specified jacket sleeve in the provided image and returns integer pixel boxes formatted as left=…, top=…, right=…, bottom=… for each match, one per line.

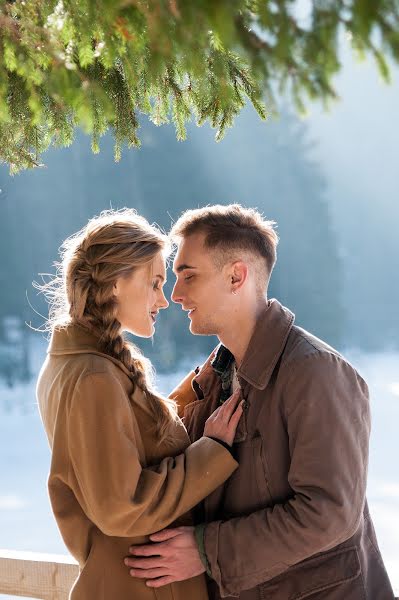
left=67, top=371, right=238, bottom=538
left=203, top=352, right=370, bottom=597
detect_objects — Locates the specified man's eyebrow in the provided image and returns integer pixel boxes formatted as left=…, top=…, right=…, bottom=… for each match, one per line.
left=174, top=264, right=197, bottom=273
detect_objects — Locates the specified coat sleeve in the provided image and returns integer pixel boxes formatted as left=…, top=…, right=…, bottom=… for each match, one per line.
left=66, top=371, right=238, bottom=538
left=168, top=370, right=198, bottom=418
left=203, top=352, right=370, bottom=597
left=169, top=349, right=218, bottom=418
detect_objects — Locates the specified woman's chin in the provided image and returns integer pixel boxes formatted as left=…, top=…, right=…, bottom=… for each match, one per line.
left=134, top=328, right=154, bottom=339
left=122, top=322, right=154, bottom=338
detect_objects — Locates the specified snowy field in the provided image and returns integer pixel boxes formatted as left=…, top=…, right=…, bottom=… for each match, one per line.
left=0, top=341, right=398, bottom=596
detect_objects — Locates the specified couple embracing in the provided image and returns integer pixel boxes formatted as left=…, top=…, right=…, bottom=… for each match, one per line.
left=37, top=204, right=395, bottom=599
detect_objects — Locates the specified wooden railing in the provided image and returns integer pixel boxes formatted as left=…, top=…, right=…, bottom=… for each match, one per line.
left=1, top=548, right=397, bottom=600
left=0, top=550, right=78, bottom=600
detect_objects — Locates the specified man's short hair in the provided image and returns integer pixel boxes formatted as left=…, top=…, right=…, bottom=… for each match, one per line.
left=170, top=204, right=278, bottom=289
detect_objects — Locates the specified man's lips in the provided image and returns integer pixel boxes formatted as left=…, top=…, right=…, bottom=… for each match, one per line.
left=184, top=308, right=196, bottom=318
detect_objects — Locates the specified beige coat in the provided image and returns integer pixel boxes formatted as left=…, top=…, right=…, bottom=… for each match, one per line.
left=36, top=324, right=238, bottom=600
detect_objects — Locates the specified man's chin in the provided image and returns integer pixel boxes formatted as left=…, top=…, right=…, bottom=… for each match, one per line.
left=189, top=322, right=216, bottom=336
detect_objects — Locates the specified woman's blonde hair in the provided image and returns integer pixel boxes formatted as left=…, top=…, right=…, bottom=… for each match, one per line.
left=41, top=208, right=177, bottom=444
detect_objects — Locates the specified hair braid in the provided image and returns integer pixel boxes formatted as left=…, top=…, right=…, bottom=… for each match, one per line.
left=40, top=208, right=176, bottom=444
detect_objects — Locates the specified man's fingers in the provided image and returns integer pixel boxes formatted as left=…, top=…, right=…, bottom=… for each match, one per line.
left=146, top=575, right=176, bottom=588
left=149, top=527, right=185, bottom=542
left=129, top=527, right=187, bottom=554
left=125, top=556, right=166, bottom=569
left=129, top=543, right=165, bottom=556
left=129, top=567, right=169, bottom=579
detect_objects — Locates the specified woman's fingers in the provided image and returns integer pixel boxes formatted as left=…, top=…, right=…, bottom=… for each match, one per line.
left=209, top=404, right=222, bottom=420
left=218, top=389, right=241, bottom=420
left=204, top=389, right=244, bottom=445
left=228, top=401, right=244, bottom=428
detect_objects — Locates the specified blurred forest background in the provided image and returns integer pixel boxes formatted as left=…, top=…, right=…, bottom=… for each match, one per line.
left=1, top=5, right=398, bottom=592
left=0, top=48, right=398, bottom=383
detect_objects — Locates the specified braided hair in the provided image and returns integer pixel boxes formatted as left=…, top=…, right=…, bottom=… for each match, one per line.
left=42, top=208, right=177, bottom=444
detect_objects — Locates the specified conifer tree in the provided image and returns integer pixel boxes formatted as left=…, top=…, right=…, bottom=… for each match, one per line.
left=0, top=0, right=398, bottom=172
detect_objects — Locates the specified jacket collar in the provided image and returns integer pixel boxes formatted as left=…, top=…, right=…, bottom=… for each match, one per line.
left=47, top=324, right=133, bottom=379
left=236, top=299, right=295, bottom=390
left=203, top=299, right=294, bottom=393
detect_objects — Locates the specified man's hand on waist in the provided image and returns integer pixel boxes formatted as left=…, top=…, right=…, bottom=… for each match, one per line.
left=124, top=526, right=205, bottom=587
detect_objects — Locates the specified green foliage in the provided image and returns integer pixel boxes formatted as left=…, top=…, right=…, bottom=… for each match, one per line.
left=0, top=0, right=398, bottom=172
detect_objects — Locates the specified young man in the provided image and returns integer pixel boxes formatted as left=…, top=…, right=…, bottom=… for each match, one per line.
left=125, top=204, right=395, bottom=599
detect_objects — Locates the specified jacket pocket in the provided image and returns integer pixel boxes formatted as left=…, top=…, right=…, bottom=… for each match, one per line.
left=252, top=435, right=274, bottom=504
left=259, top=546, right=362, bottom=600
left=221, top=436, right=274, bottom=517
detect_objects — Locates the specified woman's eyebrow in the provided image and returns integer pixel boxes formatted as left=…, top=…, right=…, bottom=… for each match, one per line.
left=154, top=274, right=166, bottom=282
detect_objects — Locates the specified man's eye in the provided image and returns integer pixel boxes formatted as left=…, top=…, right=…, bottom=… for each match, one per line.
left=184, top=275, right=193, bottom=281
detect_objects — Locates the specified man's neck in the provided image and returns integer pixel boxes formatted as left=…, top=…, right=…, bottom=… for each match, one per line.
left=218, top=297, right=268, bottom=367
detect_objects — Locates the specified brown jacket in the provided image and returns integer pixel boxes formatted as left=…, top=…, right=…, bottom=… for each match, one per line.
left=179, top=299, right=395, bottom=600
left=36, top=324, right=238, bottom=600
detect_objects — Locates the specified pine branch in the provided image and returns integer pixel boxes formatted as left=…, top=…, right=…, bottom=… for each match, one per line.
left=0, top=0, right=398, bottom=172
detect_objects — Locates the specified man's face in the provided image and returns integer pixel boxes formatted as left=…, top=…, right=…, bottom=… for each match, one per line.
left=171, top=233, right=232, bottom=336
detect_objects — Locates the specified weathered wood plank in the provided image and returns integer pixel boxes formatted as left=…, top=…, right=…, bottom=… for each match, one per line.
left=0, top=550, right=78, bottom=600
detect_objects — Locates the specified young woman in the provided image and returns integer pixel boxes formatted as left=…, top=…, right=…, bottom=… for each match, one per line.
left=37, top=209, right=242, bottom=600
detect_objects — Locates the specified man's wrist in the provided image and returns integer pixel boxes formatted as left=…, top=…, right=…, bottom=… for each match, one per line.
left=194, top=523, right=212, bottom=577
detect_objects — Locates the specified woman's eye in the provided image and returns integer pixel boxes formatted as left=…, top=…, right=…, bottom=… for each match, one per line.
left=152, top=281, right=160, bottom=290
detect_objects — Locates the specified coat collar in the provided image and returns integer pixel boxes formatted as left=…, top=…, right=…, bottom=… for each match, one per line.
left=196, top=299, right=294, bottom=394
left=47, top=323, right=133, bottom=379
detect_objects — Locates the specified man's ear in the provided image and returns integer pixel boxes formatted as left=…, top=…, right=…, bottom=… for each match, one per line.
left=230, top=261, right=248, bottom=293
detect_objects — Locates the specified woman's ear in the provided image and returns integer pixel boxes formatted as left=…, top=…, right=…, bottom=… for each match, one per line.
left=113, top=279, right=120, bottom=298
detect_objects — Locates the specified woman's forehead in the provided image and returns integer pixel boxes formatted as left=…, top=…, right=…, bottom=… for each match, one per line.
left=151, top=252, right=167, bottom=277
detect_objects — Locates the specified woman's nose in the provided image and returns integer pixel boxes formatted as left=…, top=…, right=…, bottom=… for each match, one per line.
left=159, top=291, right=169, bottom=309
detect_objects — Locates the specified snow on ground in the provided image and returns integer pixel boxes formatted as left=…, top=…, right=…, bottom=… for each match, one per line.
left=0, top=344, right=398, bottom=595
